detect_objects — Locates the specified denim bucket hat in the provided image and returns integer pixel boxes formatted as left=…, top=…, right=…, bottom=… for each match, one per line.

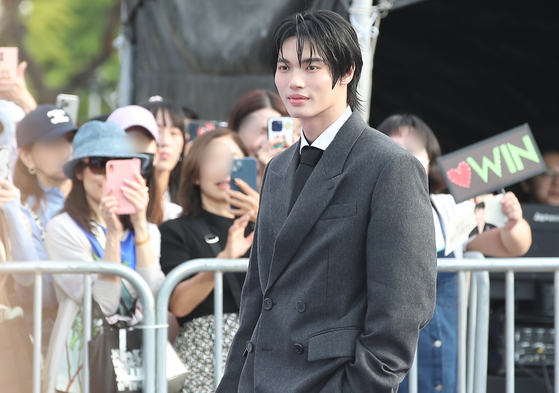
left=63, top=120, right=149, bottom=179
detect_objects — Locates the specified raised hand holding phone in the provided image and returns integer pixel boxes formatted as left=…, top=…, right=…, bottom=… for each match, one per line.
left=99, top=188, right=124, bottom=236
left=121, top=172, right=150, bottom=229
left=56, top=94, right=80, bottom=125
left=103, top=158, right=141, bottom=215
left=227, top=178, right=259, bottom=223
left=0, top=54, right=37, bottom=114
left=267, top=117, right=294, bottom=147
left=227, top=157, right=259, bottom=222
left=0, top=48, right=18, bottom=78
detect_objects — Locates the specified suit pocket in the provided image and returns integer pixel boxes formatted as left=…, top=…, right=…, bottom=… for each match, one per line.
left=318, top=203, right=356, bottom=220
left=308, top=327, right=361, bottom=361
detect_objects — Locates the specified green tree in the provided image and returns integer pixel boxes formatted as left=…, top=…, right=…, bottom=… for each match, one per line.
left=0, top=0, right=121, bottom=120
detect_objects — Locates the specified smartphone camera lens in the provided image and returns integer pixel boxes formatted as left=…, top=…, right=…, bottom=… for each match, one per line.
left=109, top=165, right=114, bottom=172
left=232, top=161, right=243, bottom=173
left=271, top=120, right=283, bottom=132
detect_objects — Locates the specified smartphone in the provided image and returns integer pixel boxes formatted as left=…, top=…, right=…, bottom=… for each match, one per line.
left=103, top=159, right=141, bottom=215
left=187, top=120, right=228, bottom=142
left=56, top=94, right=79, bottom=125
left=231, top=157, right=258, bottom=194
left=268, top=117, right=294, bottom=149
left=0, top=47, right=18, bottom=78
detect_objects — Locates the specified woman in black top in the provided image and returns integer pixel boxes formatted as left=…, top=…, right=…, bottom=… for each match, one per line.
left=159, top=128, right=258, bottom=393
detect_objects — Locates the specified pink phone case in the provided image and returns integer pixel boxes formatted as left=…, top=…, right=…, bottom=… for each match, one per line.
left=103, top=159, right=141, bottom=215
left=0, top=47, right=18, bottom=78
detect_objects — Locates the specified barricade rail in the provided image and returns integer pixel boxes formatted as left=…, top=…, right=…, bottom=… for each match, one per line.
left=155, top=258, right=249, bottom=393
left=433, top=258, right=559, bottom=393
left=0, top=261, right=156, bottom=393
left=4, top=257, right=559, bottom=393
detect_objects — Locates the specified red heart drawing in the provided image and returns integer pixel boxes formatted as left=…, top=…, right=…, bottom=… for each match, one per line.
left=446, top=161, right=472, bottom=188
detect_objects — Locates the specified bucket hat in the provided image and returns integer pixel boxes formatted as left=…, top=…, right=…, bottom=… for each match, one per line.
left=62, top=120, right=148, bottom=179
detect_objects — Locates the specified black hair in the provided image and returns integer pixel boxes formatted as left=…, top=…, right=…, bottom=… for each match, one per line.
left=377, top=114, right=447, bottom=194
left=181, top=106, right=199, bottom=120
left=88, top=113, right=110, bottom=122
left=270, top=10, right=363, bottom=111
left=140, top=98, right=186, bottom=204
left=474, top=202, right=486, bottom=211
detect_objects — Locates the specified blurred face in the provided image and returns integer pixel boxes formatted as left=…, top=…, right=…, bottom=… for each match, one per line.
left=126, top=126, right=159, bottom=166
left=155, top=109, right=185, bottom=173
left=197, top=136, right=244, bottom=206
left=126, top=126, right=157, bottom=155
left=389, top=126, right=430, bottom=174
left=77, top=158, right=110, bottom=206
left=275, top=37, right=352, bottom=127
left=525, top=152, right=559, bottom=205
left=238, top=108, right=281, bottom=156
left=19, top=135, right=73, bottom=183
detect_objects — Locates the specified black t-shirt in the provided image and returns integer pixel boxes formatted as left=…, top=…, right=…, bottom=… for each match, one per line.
left=159, top=210, right=251, bottom=326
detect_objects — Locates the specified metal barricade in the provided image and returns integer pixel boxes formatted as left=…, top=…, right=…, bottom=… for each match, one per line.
left=435, top=258, right=559, bottom=393
left=155, top=258, right=249, bottom=393
left=0, top=261, right=157, bottom=393
left=409, top=253, right=490, bottom=393
left=155, top=257, right=559, bottom=393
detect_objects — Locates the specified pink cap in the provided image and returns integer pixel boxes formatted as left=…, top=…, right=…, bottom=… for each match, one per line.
left=107, top=105, right=159, bottom=144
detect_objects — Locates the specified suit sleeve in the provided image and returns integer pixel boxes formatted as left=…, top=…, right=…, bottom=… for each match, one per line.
left=216, top=165, right=269, bottom=392
left=344, top=154, right=437, bottom=392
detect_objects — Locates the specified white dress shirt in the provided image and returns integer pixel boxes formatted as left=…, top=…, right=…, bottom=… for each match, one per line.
left=300, top=106, right=352, bottom=153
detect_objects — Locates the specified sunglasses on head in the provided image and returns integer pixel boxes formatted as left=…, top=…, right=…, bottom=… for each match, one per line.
left=83, top=157, right=122, bottom=175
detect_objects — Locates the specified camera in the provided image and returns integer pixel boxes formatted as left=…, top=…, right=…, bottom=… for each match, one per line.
left=231, top=160, right=243, bottom=173
left=271, top=120, right=284, bottom=132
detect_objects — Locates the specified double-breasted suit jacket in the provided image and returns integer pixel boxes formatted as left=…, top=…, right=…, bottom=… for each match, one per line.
left=217, top=112, right=437, bottom=392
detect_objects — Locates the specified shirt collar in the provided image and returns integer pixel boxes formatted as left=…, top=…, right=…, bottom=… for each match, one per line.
left=300, top=106, right=352, bottom=153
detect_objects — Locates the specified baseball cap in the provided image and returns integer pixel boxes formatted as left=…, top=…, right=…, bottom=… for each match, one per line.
left=16, top=105, right=78, bottom=148
left=107, top=105, right=159, bottom=144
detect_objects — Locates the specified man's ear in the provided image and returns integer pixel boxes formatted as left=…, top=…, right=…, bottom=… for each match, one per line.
left=18, top=148, right=35, bottom=171
left=340, top=64, right=355, bottom=86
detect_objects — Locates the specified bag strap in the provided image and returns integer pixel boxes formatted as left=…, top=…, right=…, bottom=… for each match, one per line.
left=21, top=202, right=46, bottom=242
left=196, top=217, right=242, bottom=308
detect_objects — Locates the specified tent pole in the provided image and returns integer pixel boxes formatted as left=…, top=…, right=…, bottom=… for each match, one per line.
left=349, top=0, right=380, bottom=124
left=116, top=0, right=134, bottom=107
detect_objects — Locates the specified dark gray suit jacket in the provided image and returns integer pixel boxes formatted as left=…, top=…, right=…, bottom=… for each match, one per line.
left=216, top=112, right=437, bottom=392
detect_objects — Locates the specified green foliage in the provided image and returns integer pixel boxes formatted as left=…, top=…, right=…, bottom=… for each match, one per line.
left=24, top=0, right=120, bottom=89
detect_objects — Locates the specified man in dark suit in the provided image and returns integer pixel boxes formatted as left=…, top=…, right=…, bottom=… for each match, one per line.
left=217, top=10, right=437, bottom=393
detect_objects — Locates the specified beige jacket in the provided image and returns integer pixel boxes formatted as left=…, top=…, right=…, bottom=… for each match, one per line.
left=43, top=212, right=164, bottom=393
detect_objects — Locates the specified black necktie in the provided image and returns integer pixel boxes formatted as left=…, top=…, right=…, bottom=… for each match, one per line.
left=288, top=146, right=324, bottom=214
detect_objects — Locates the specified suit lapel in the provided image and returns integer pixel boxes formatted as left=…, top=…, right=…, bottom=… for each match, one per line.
left=267, top=145, right=300, bottom=237
left=265, top=112, right=367, bottom=292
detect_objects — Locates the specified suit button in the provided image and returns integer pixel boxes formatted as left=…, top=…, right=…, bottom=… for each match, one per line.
left=433, top=340, right=442, bottom=348
left=296, top=301, right=306, bottom=313
left=293, top=343, right=304, bottom=354
left=246, top=341, right=254, bottom=353
left=435, top=384, right=443, bottom=391
left=263, top=298, right=273, bottom=310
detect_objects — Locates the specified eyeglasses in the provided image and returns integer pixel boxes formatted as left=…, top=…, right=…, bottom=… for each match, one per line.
left=83, top=157, right=118, bottom=175
left=542, top=169, right=559, bottom=182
